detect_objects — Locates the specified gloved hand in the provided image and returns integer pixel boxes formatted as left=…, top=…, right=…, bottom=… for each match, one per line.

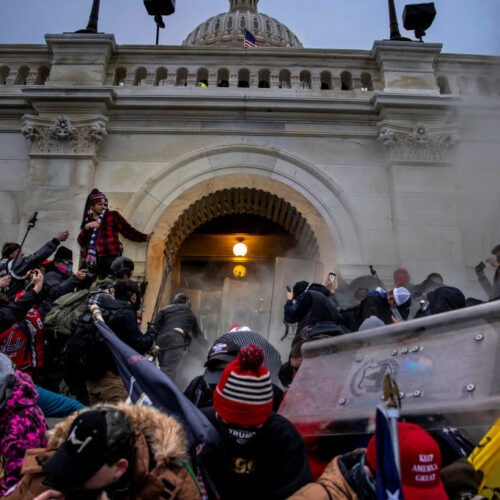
left=146, top=322, right=159, bottom=339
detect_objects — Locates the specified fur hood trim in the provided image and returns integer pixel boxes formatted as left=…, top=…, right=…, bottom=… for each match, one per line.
left=47, top=403, right=189, bottom=464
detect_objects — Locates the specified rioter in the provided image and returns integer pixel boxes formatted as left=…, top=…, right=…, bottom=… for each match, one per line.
left=284, top=280, right=342, bottom=346
left=78, top=188, right=151, bottom=279
left=153, top=292, right=206, bottom=386
left=0, top=230, right=69, bottom=299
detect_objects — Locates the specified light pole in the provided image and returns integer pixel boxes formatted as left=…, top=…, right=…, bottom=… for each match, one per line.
left=76, top=0, right=100, bottom=34
left=143, top=0, right=176, bottom=45
left=388, top=0, right=411, bottom=41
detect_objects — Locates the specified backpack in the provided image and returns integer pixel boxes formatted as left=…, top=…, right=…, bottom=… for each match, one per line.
left=44, top=288, right=103, bottom=338
left=63, top=296, right=120, bottom=382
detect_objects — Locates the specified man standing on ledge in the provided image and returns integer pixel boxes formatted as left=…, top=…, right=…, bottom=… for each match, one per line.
left=78, top=188, right=152, bottom=279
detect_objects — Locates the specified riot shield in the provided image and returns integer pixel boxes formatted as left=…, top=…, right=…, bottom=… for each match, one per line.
left=279, top=301, right=500, bottom=445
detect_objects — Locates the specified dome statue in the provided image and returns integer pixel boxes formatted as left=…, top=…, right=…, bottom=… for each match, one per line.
left=182, top=0, right=303, bottom=48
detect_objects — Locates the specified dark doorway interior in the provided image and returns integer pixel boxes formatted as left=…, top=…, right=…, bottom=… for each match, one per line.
left=176, top=214, right=299, bottom=341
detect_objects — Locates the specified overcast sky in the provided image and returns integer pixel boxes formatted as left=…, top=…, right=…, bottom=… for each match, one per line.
left=0, top=0, right=499, bottom=55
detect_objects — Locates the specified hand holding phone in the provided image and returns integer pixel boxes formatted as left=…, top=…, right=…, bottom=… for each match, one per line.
left=31, top=269, right=44, bottom=293
left=328, top=272, right=336, bottom=285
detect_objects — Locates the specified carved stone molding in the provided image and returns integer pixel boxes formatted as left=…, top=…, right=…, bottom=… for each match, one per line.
left=21, top=114, right=108, bottom=158
left=378, top=122, right=460, bottom=163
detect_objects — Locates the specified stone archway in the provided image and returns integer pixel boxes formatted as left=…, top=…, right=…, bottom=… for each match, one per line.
left=121, top=143, right=364, bottom=322
left=152, top=187, right=321, bottom=319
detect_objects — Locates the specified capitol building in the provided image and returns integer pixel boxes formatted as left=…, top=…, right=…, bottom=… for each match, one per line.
left=0, top=0, right=499, bottom=360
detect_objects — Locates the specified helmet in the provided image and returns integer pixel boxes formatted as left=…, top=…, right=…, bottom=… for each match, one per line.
left=110, top=257, right=134, bottom=278
left=172, top=292, right=190, bottom=305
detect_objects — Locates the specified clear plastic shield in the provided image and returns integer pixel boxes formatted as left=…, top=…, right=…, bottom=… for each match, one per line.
left=279, top=301, right=500, bottom=442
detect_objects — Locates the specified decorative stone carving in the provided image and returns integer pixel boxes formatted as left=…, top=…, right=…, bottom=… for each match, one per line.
left=49, top=116, right=75, bottom=140
left=378, top=122, right=460, bottom=162
left=21, top=114, right=108, bottom=157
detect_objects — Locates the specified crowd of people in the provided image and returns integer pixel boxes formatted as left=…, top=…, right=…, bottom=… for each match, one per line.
left=0, top=186, right=497, bottom=499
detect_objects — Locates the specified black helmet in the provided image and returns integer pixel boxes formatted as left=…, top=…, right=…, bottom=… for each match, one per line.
left=172, top=292, right=189, bottom=305
left=110, top=256, right=134, bottom=278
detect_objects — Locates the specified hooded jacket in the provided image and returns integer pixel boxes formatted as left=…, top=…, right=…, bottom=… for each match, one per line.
left=4, top=403, right=202, bottom=500
left=287, top=449, right=375, bottom=500
left=426, top=286, right=466, bottom=314
left=284, top=283, right=341, bottom=343
left=38, top=263, right=82, bottom=319
left=0, top=370, right=47, bottom=497
left=353, top=293, right=393, bottom=331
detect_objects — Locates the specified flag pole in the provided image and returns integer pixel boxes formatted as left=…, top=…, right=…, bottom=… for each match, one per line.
left=383, top=373, right=402, bottom=476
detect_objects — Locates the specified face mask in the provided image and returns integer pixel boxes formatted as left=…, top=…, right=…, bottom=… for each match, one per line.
left=56, top=264, right=71, bottom=276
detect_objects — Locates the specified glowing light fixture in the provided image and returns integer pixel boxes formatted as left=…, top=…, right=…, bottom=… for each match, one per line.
left=233, top=264, right=246, bottom=278
left=233, top=238, right=247, bottom=257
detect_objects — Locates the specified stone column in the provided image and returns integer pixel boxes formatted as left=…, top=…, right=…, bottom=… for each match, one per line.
left=372, top=41, right=469, bottom=285
left=20, top=110, right=110, bottom=260
left=376, top=116, right=465, bottom=284
left=17, top=33, right=117, bottom=259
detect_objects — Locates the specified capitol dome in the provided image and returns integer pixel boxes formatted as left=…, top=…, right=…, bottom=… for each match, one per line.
left=182, top=0, right=303, bottom=48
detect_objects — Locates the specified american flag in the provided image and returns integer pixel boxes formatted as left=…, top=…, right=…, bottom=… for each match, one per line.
left=374, top=405, right=404, bottom=500
left=243, top=29, right=258, bottom=48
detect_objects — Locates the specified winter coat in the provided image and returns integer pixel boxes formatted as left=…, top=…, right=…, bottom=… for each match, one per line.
left=0, top=370, right=47, bottom=497
left=4, top=403, right=202, bottom=499
left=426, top=285, right=466, bottom=314
left=38, top=264, right=81, bottom=319
left=201, top=407, right=312, bottom=500
left=353, top=293, right=393, bottom=331
left=288, top=449, right=375, bottom=500
left=93, top=296, right=154, bottom=376
left=0, top=288, right=44, bottom=332
left=77, top=210, right=148, bottom=260
left=0, top=305, right=45, bottom=375
left=284, top=284, right=341, bottom=343
left=154, top=303, right=203, bottom=342
left=35, top=385, right=85, bottom=418
left=0, top=238, right=62, bottom=299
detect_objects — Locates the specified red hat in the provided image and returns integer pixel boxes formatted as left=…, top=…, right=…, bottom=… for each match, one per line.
left=89, top=188, right=106, bottom=205
left=366, top=422, right=447, bottom=500
left=393, top=268, right=410, bottom=287
left=213, top=344, right=273, bottom=427
left=81, top=188, right=108, bottom=229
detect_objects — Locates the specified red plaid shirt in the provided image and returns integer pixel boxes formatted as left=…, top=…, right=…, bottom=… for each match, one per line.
left=77, top=210, right=148, bottom=259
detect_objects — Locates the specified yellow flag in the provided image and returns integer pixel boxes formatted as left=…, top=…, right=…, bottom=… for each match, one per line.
left=468, top=418, right=500, bottom=499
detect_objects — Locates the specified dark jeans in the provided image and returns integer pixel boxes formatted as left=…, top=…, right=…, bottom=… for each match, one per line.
left=156, top=329, right=190, bottom=385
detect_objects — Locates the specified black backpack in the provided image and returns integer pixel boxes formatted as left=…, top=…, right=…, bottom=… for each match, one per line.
left=63, top=298, right=120, bottom=382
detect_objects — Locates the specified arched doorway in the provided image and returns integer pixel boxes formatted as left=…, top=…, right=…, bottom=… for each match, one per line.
left=149, top=187, right=324, bottom=389
left=127, top=143, right=364, bottom=342
left=153, top=187, right=321, bottom=346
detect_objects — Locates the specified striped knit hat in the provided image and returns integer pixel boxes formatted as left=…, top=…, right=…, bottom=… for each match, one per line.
left=213, top=344, right=273, bottom=427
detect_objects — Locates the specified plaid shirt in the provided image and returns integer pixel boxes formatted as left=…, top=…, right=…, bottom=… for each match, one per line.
left=77, top=210, right=148, bottom=259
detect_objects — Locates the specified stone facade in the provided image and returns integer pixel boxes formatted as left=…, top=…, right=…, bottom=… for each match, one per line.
left=0, top=31, right=499, bottom=336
